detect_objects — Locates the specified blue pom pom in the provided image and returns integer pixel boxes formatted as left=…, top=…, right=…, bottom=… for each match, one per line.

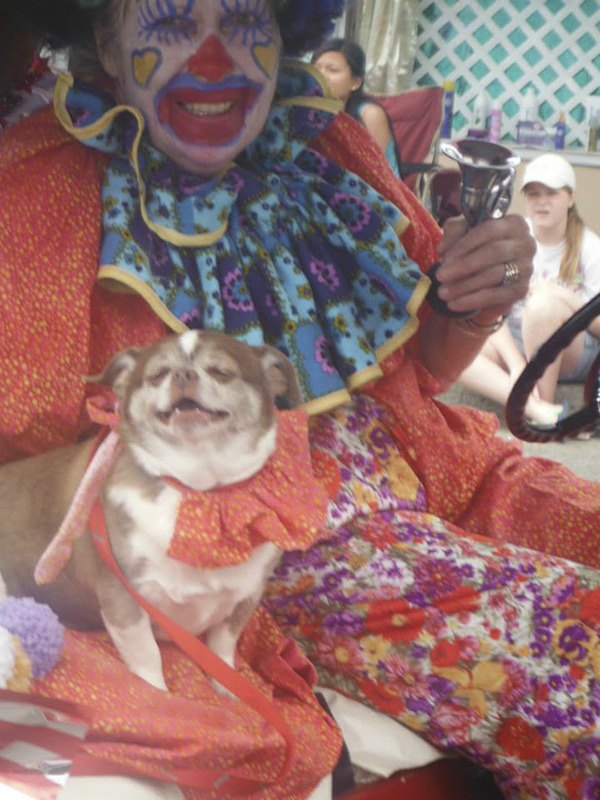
left=0, top=598, right=65, bottom=678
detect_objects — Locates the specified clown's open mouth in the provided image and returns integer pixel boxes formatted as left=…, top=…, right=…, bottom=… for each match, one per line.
left=157, top=86, right=258, bottom=144
left=177, top=100, right=234, bottom=116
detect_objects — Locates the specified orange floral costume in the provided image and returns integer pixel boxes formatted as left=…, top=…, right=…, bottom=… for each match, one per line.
left=2, top=63, right=600, bottom=800
left=31, top=410, right=339, bottom=800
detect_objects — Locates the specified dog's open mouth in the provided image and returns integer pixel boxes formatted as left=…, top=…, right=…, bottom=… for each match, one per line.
left=156, top=398, right=229, bottom=425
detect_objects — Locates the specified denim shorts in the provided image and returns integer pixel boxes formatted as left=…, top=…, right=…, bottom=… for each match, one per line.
left=508, top=318, right=600, bottom=382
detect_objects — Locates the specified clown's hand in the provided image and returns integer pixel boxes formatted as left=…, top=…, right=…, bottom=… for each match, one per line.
left=432, top=214, right=535, bottom=319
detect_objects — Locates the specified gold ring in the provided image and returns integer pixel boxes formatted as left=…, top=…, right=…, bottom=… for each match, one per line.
left=501, top=261, right=520, bottom=286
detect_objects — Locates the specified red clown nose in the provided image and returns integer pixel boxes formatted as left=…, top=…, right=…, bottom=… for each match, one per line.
left=187, top=35, right=235, bottom=82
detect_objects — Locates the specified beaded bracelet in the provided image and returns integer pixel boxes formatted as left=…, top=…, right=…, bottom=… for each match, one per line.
left=454, top=313, right=507, bottom=337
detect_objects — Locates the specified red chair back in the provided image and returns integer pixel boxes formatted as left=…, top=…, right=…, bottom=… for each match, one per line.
left=378, top=86, right=444, bottom=195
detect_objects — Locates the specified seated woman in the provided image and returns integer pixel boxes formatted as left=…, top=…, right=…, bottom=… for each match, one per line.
left=459, top=153, right=600, bottom=426
left=311, top=37, right=401, bottom=177
left=2, top=2, right=600, bottom=799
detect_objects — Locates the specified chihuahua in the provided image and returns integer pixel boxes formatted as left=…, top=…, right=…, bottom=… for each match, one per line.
left=0, top=330, right=304, bottom=691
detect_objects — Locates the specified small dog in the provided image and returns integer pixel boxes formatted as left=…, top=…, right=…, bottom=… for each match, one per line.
left=0, top=330, right=303, bottom=690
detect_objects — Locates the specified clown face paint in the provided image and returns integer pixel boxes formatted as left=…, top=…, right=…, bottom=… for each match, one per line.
left=132, top=47, right=162, bottom=86
left=103, top=0, right=281, bottom=175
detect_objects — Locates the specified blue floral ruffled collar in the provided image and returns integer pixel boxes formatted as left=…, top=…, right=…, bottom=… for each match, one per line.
left=54, top=62, right=427, bottom=412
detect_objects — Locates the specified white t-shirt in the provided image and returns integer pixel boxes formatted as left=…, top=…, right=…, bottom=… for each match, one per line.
left=510, top=221, right=600, bottom=326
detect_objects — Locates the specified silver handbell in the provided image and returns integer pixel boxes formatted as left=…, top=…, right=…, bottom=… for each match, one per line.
left=427, top=138, right=521, bottom=316
left=443, top=139, right=521, bottom=226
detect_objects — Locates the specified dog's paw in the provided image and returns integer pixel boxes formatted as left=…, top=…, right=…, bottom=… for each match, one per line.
left=211, top=678, right=237, bottom=701
left=135, top=669, right=169, bottom=692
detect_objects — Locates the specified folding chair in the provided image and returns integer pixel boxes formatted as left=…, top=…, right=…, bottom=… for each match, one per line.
left=378, top=86, right=444, bottom=199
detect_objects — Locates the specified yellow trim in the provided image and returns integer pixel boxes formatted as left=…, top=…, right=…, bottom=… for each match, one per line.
left=290, top=61, right=338, bottom=100
left=55, top=73, right=141, bottom=144
left=374, top=274, right=431, bottom=361
left=278, top=96, right=344, bottom=114
left=301, top=388, right=352, bottom=416
left=407, top=274, right=431, bottom=318
left=346, top=363, right=384, bottom=391
left=98, top=266, right=429, bottom=417
left=55, top=73, right=229, bottom=248
left=376, top=318, right=418, bottom=362
left=98, top=267, right=360, bottom=417
left=277, top=60, right=343, bottom=114
left=98, top=266, right=188, bottom=333
left=53, top=72, right=73, bottom=127
left=395, top=216, right=411, bottom=237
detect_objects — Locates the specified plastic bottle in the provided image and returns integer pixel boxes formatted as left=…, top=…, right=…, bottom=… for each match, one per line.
left=589, top=112, right=599, bottom=152
left=466, top=91, right=488, bottom=138
left=521, top=88, right=538, bottom=122
left=488, top=99, right=502, bottom=142
left=440, top=79, right=455, bottom=139
left=554, top=111, right=566, bottom=150
left=473, top=93, right=488, bottom=130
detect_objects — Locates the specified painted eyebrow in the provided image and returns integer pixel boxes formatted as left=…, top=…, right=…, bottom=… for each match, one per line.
left=138, top=0, right=196, bottom=42
left=220, top=0, right=274, bottom=47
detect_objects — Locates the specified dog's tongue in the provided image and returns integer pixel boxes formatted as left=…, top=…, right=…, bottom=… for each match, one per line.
left=168, top=398, right=226, bottom=424
left=174, top=406, right=213, bottom=423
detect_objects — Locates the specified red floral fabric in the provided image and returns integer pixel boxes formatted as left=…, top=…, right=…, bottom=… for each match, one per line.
left=34, top=609, right=341, bottom=799
left=0, top=106, right=165, bottom=462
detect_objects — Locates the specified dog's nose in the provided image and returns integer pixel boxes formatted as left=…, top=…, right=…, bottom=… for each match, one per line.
left=174, top=369, right=199, bottom=388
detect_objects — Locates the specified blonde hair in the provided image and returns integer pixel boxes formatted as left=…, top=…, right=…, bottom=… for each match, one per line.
left=560, top=202, right=585, bottom=286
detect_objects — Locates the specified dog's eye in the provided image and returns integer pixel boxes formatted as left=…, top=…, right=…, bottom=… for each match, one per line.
left=207, top=366, right=235, bottom=382
left=147, top=367, right=170, bottom=385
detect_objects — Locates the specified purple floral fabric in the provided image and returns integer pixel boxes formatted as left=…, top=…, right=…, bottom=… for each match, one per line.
left=266, top=394, right=600, bottom=799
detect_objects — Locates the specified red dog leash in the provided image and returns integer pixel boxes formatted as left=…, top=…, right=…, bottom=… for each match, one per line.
left=35, top=395, right=330, bottom=792
left=87, top=499, right=295, bottom=794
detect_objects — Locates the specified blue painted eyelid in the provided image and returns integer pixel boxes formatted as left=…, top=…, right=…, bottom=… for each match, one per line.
left=221, top=0, right=275, bottom=47
left=138, top=0, right=276, bottom=48
left=139, top=0, right=196, bottom=44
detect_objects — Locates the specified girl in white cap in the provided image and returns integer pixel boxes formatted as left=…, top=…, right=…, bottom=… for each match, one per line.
left=459, top=152, right=600, bottom=426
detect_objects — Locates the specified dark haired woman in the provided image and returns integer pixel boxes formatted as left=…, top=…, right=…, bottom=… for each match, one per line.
left=312, top=37, right=401, bottom=177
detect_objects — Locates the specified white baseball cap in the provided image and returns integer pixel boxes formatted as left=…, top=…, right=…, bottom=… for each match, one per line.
left=522, top=153, right=576, bottom=191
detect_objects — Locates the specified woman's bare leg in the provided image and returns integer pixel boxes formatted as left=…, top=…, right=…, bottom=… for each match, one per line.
left=521, top=283, right=584, bottom=403
left=459, top=329, right=563, bottom=424
left=459, top=354, right=512, bottom=406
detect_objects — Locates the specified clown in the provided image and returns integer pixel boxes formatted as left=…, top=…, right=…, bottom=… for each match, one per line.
left=2, top=1, right=600, bottom=799
left=98, top=0, right=282, bottom=173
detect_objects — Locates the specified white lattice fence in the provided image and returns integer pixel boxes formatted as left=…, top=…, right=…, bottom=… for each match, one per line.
left=412, top=0, right=600, bottom=147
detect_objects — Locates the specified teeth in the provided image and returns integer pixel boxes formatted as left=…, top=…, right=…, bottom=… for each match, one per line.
left=180, top=101, right=233, bottom=116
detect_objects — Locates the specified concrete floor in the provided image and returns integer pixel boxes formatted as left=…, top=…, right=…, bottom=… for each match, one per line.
left=439, top=382, right=599, bottom=483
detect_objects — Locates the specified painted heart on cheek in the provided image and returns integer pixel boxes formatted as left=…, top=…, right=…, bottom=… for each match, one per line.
left=132, top=48, right=161, bottom=88
left=253, top=43, right=278, bottom=78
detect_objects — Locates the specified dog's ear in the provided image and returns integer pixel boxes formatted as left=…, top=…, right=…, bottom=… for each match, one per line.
left=86, top=347, right=144, bottom=399
left=253, top=346, right=303, bottom=408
